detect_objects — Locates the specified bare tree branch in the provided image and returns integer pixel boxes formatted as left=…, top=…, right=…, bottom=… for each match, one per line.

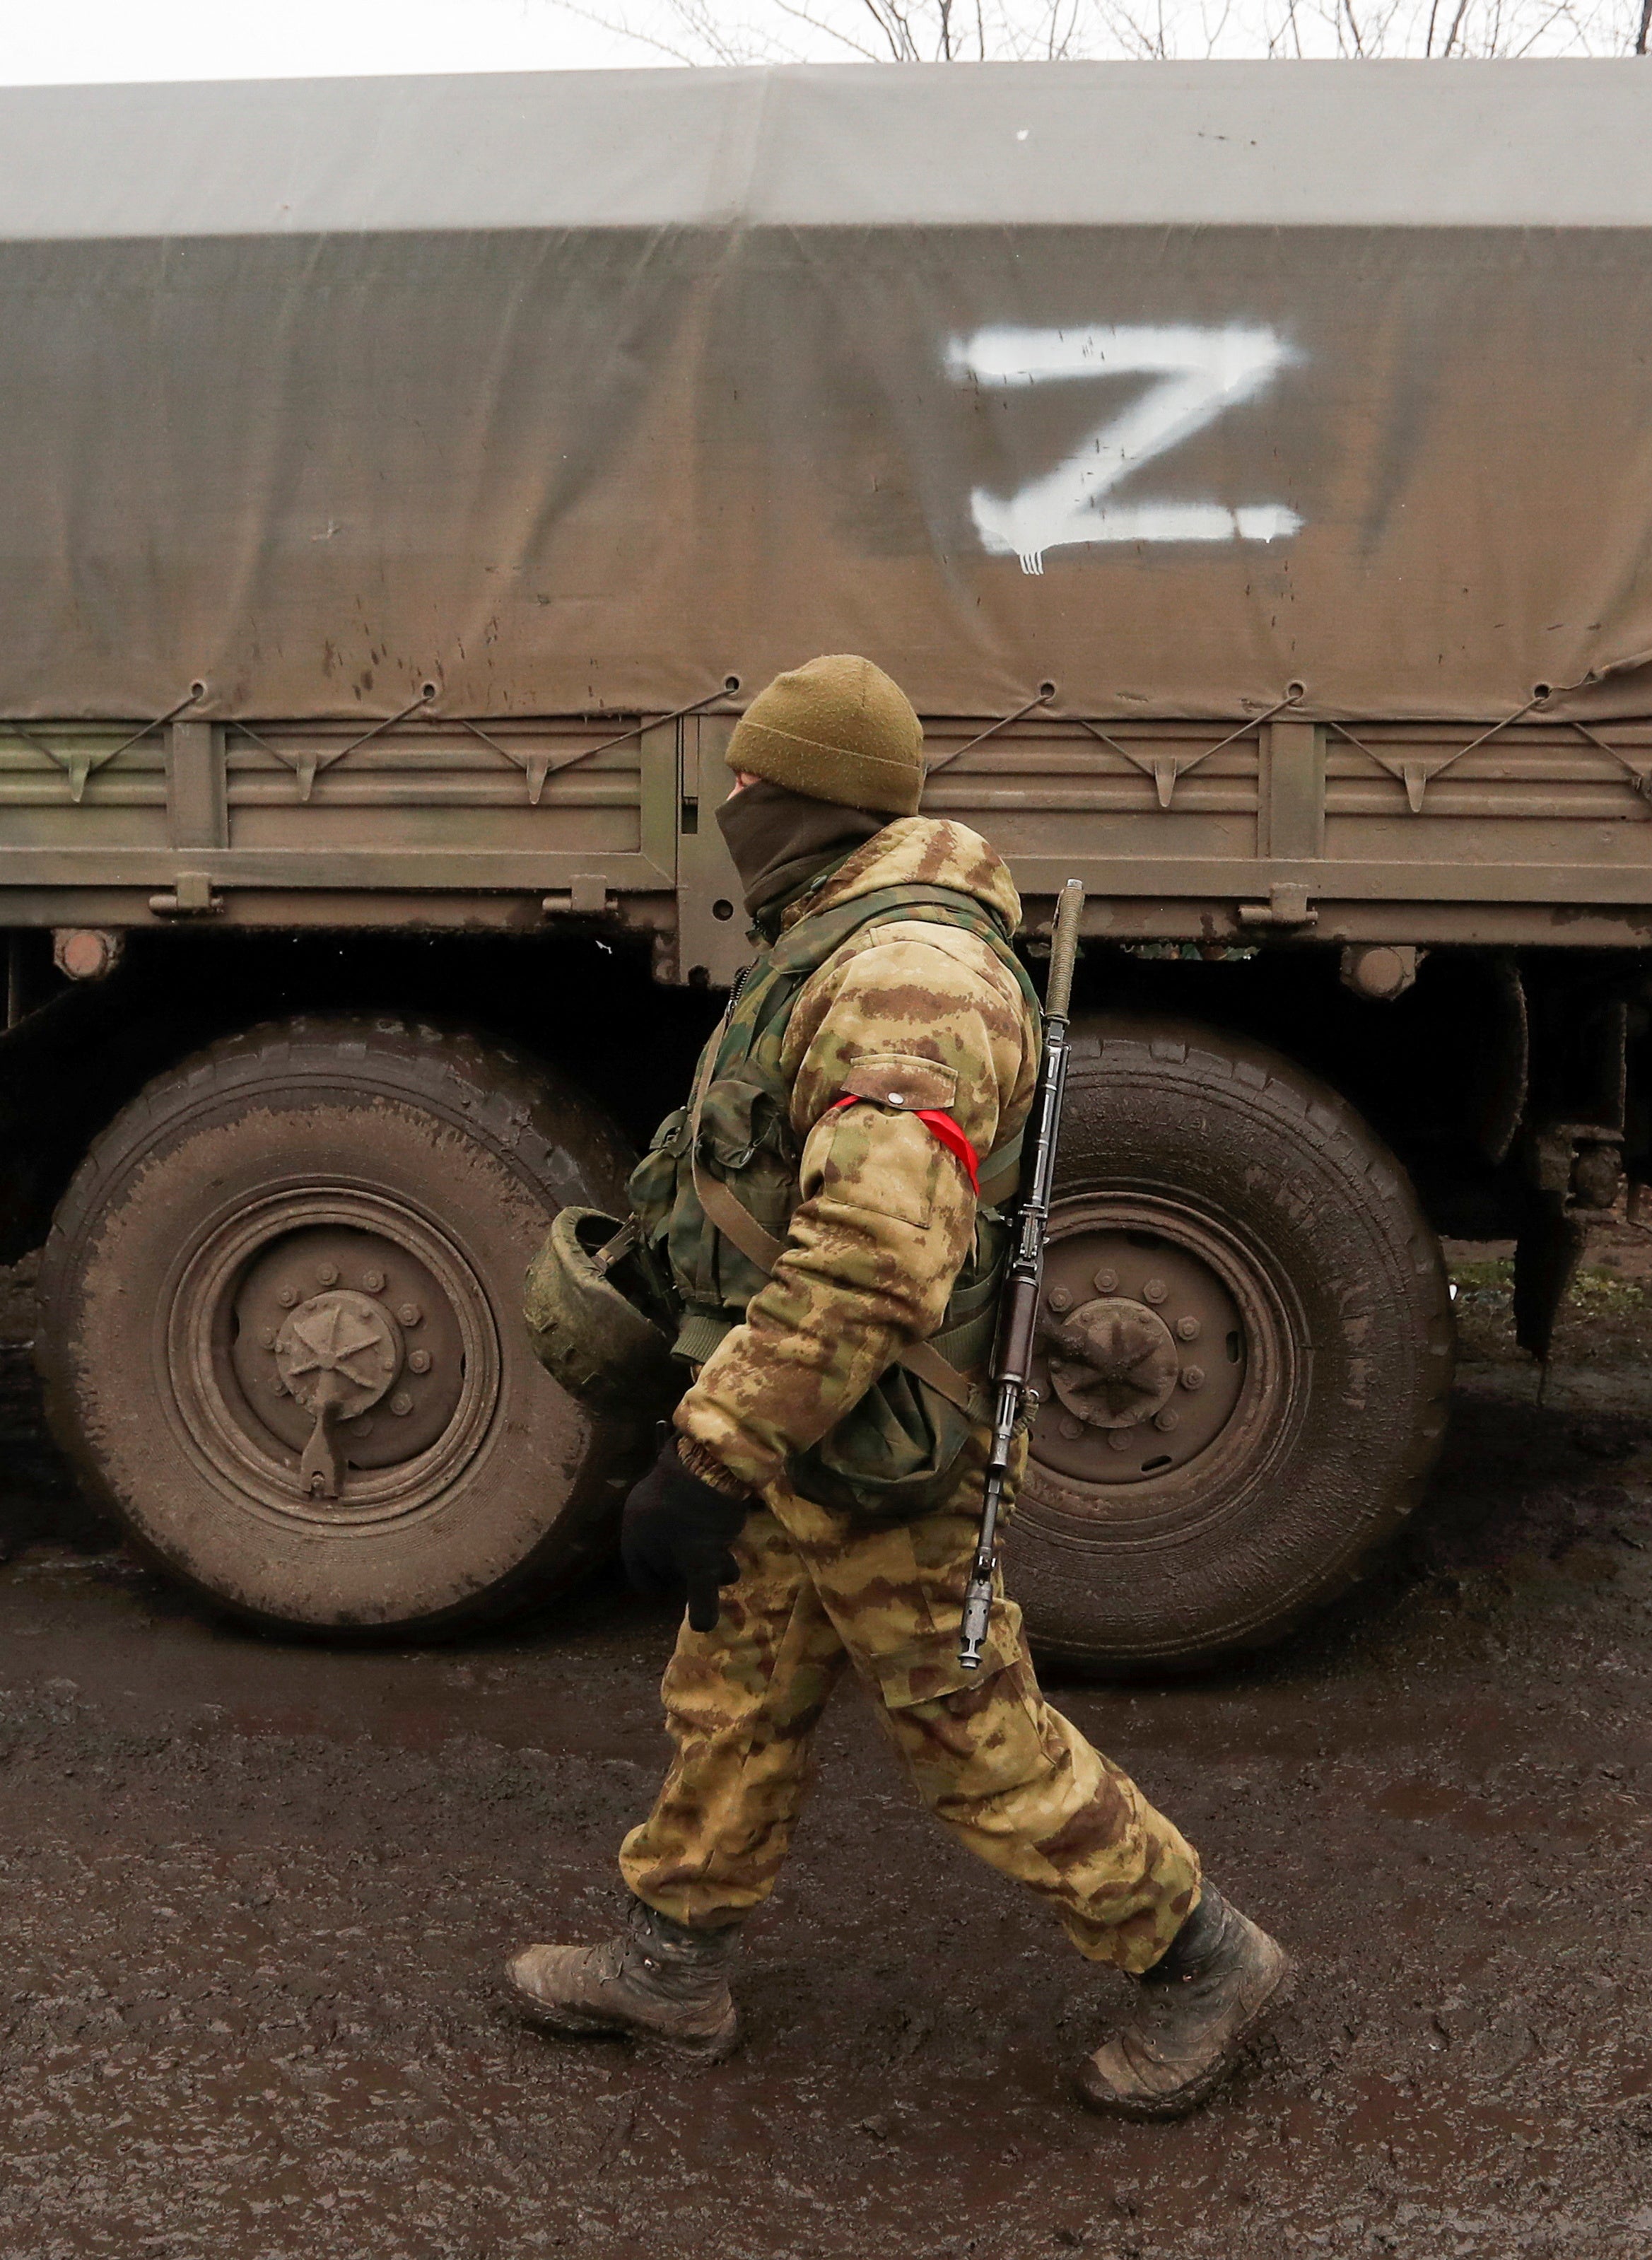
left=543, top=0, right=742, bottom=60
left=539, top=0, right=1652, bottom=69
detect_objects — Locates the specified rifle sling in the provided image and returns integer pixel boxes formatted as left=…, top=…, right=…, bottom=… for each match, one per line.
left=977, top=1143, right=1021, bottom=1207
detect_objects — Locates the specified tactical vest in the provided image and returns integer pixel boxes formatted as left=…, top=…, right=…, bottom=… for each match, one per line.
left=628, top=883, right=1041, bottom=1518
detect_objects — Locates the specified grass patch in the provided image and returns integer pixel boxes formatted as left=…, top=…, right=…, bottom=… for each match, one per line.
left=1448, top=1258, right=1649, bottom=1316
left=1448, top=1250, right=1652, bottom=1369
left=1569, top=1267, right=1651, bottom=1318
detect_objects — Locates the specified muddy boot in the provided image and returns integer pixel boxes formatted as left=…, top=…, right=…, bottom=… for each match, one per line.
left=1075, top=1884, right=1291, bottom=2121
left=504, top=1897, right=741, bottom=2063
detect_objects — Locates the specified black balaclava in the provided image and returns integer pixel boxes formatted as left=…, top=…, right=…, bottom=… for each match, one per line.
left=715, top=777, right=885, bottom=925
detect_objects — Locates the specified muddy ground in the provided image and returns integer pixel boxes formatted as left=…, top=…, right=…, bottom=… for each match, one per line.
left=0, top=1236, right=1649, bottom=2260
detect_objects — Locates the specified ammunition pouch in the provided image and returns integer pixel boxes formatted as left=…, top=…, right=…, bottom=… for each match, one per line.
left=524, top=1207, right=682, bottom=1422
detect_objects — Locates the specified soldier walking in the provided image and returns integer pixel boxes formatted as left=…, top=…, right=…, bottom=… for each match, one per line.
left=507, top=655, right=1291, bottom=2118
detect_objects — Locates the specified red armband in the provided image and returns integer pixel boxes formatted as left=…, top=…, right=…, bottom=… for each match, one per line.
left=825, top=1096, right=981, bottom=1197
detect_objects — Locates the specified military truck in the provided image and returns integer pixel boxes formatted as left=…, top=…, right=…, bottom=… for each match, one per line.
left=1, top=59, right=1648, bottom=1667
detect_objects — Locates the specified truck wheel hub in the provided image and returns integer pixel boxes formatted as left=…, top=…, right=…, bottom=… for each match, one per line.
left=169, top=1189, right=496, bottom=1530
left=1030, top=1199, right=1267, bottom=1489
left=274, top=1289, right=404, bottom=1420
left=1045, top=1298, right=1179, bottom=1429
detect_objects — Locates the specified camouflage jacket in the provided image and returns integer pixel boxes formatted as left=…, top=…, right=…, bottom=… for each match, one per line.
left=668, top=818, right=1038, bottom=1497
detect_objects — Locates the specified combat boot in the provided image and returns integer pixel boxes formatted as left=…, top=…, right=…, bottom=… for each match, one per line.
left=1075, top=1883, right=1291, bottom=2120
left=504, top=1896, right=741, bottom=2062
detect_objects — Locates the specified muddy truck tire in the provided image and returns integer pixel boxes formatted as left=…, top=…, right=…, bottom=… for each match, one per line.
left=1012, top=1018, right=1453, bottom=1673
left=36, top=1017, right=640, bottom=1635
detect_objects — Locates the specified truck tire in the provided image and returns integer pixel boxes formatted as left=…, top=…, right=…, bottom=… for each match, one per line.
left=1013, top=1017, right=1453, bottom=1673
left=36, top=1016, right=640, bottom=1634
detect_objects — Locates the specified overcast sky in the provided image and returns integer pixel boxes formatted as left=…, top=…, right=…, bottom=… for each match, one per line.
left=0, top=1, right=681, bottom=82
left=0, top=0, right=1636, bottom=79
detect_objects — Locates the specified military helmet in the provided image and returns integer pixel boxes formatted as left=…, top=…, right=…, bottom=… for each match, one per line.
left=524, top=1207, right=679, bottom=1418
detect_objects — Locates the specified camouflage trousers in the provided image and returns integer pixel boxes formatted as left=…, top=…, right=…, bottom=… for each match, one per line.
left=619, top=1478, right=1201, bottom=1973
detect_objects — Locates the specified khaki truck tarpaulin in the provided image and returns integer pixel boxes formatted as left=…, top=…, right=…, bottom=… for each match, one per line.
left=0, top=60, right=1648, bottom=727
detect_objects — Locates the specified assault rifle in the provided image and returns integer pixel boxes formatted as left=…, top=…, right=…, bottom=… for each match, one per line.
left=958, top=878, right=1085, bottom=1671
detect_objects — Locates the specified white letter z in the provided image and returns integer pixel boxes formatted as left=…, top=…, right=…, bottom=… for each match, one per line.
left=947, top=324, right=1303, bottom=575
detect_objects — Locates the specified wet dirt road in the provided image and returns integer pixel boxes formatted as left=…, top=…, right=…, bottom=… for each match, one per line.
left=0, top=1246, right=1649, bottom=2260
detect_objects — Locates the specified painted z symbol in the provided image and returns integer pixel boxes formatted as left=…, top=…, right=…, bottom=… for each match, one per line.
left=947, top=324, right=1303, bottom=575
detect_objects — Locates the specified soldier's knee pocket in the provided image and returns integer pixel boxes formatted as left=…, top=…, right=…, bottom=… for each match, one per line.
left=881, top=1656, right=1061, bottom=1815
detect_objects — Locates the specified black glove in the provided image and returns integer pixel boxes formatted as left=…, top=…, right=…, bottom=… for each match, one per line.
left=621, top=1443, right=749, bottom=1634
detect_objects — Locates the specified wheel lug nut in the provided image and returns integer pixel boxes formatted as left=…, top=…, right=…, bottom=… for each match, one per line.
left=270, top=1375, right=288, bottom=1395
left=317, top=1263, right=339, bottom=1287
left=1181, top=1365, right=1205, bottom=1392
left=1048, top=1287, right=1072, bottom=1313
left=259, top=1326, right=276, bottom=1349
left=1093, top=1268, right=1118, bottom=1294
left=1176, top=1316, right=1201, bottom=1342
left=1059, top=1415, right=1083, bottom=1440
left=1143, top=1277, right=1168, bottom=1304
left=389, top=1391, right=413, bottom=1417
left=363, top=1269, right=386, bottom=1294
left=276, top=1287, right=298, bottom=1308
left=397, top=1304, right=421, bottom=1328
left=1106, top=1430, right=1131, bottom=1451
left=1154, top=1409, right=1180, bottom=1432
left=408, top=1348, right=432, bottom=1375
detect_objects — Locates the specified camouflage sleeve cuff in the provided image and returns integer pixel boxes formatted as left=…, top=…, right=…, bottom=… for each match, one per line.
left=673, top=1432, right=753, bottom=1500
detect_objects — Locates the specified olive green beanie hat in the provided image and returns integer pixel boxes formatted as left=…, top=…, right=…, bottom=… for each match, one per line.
left=725, top=654, right=925, bottom=816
